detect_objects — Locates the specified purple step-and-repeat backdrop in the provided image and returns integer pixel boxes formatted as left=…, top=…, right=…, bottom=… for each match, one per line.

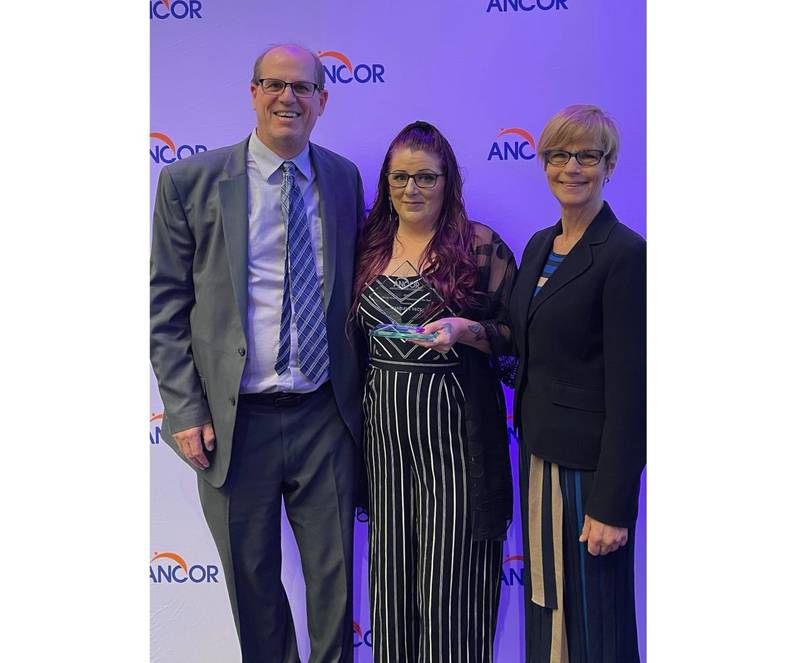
left=150, top=1, right=646, bottom=661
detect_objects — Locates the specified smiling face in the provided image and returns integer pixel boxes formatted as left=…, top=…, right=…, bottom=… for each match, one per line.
left=387, top=148, right=445, bottom=232
left=545, top=141, right=615, bottom=212
left=250, top=46, right=328, bottom=159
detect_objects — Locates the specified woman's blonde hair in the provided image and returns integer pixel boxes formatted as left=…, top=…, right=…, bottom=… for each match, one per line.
left=538, top=104, right=620, bottom=169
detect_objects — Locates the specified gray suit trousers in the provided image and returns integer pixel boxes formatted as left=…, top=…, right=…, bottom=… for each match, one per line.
left=198, top=382, right=355, bottom=663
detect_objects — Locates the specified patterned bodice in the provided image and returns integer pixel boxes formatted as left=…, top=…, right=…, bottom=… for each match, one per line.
left=357, top=275, right=459, bottom=365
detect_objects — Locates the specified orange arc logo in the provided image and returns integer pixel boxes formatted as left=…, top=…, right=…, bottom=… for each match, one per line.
left=353, top=621, right=363, bottom=637
left=150, top=132, right=176, bottom=154
left=497, top=128, right=536, bottom=148
left=150, top=412, right=163, bottom=423
left=151, top=551, right=188, bottom=573
left=503, top=554, right=524, bottom=564
left=318, top=51, right=353, bottom=74
left=162, top=0, right=170, bottom=7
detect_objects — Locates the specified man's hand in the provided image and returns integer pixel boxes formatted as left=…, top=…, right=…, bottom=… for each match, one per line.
left=173, top=422, right=216, bottom=470
left=578, top=515, right=628, bottom=556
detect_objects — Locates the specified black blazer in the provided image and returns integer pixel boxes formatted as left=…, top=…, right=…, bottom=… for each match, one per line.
left=509, top=202, right=645, bottom=527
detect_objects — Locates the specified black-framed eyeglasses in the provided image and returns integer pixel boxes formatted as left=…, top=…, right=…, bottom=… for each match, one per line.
left=543, top=149, right=606, bottom=167
left=255, top=78, right=320, bottom=98
left=386, top=172, right=444, bottom=189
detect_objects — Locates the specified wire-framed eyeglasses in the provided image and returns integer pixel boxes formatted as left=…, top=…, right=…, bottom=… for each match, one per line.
left=255, top=78, right=321, bottom=98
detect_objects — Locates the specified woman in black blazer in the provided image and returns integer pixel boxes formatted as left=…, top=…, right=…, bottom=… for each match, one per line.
left=509, top=105, right=645, bottom=663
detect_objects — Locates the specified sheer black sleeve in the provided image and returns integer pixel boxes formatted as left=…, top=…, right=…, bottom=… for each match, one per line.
left=469, top=222, right=519, bottom=387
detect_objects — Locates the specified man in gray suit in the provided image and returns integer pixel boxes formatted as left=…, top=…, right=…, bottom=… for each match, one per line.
left=150, top=44, right=364, bottom=663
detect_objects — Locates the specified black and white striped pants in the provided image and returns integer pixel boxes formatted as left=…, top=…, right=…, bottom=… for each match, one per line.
left=363, top=361, right=503, bottom=663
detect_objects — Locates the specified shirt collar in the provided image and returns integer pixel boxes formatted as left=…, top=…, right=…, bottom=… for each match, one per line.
left=248, top=129, right=312, bottom=181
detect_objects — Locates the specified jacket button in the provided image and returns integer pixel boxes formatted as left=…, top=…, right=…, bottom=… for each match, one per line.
left=238, top=347, right=246, bottom=356
left=229, top=397, right=236, bottom=406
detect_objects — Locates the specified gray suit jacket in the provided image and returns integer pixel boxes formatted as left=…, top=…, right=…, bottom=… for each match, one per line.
left=150, top=136, right=365, bottom=487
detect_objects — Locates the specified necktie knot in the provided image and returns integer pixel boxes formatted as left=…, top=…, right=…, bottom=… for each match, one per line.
left=281, top=161, right=296, bottom=182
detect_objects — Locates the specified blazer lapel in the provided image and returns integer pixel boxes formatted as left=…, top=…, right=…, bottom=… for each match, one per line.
left=310, top=144, right=338, bottom=311
left=517, top=224, right=559, bottom=323
left=528, top=239, right=592, bottom=321
left=528, top=202, right=618, bottom=321
left=218, top=137, right=250, bottom=332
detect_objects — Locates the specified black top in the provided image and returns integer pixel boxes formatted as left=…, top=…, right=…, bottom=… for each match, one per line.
left=509, top=202, right=646, bottom=527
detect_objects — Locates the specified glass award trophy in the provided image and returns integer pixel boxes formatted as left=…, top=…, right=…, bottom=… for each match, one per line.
left=367, top=261, right=446, bottom=341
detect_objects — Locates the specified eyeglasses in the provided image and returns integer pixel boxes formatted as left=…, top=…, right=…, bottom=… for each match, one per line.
left=386, top=172, right=444, bottom=189
left=543, top=149, right=606, bottom=167
left=255, top=78, right=320, bottom=98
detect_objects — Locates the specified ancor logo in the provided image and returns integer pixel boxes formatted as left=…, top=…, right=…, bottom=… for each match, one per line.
left=500, top=553, right=525, bottom=587
left=150, top=0, right=203, bottom=20
left=150, top=132, right=207, bottom=164
left=353, top=621, right=373, bottom=648
left=486, top=0, right=569, bottom=13
left=150, top=551, right=220, bottom=584
left=150, top=412, right=163, bottom=445
left=319, top=51, right=385, bottom=85
left=488, top=128, right=536, bottom=161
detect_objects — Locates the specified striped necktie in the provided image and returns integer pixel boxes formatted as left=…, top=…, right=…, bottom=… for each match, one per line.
left=274, top=161, right=329, bottom=382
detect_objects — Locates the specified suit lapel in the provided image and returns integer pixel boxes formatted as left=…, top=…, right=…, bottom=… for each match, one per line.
left=528, top=202, right=619, bottom=321
left=310, top=144, right=338, bottom=311
left=515, top=224, right=559, bottom=325
left=528, top=238, right=592, bottom=321
left=218, top=138, right=250, bottom=332
left=510, top=223, right=558, bottom=394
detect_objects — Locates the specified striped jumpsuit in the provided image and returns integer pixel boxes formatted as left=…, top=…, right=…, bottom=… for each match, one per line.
left=357, top=273, right=503, bottom=663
